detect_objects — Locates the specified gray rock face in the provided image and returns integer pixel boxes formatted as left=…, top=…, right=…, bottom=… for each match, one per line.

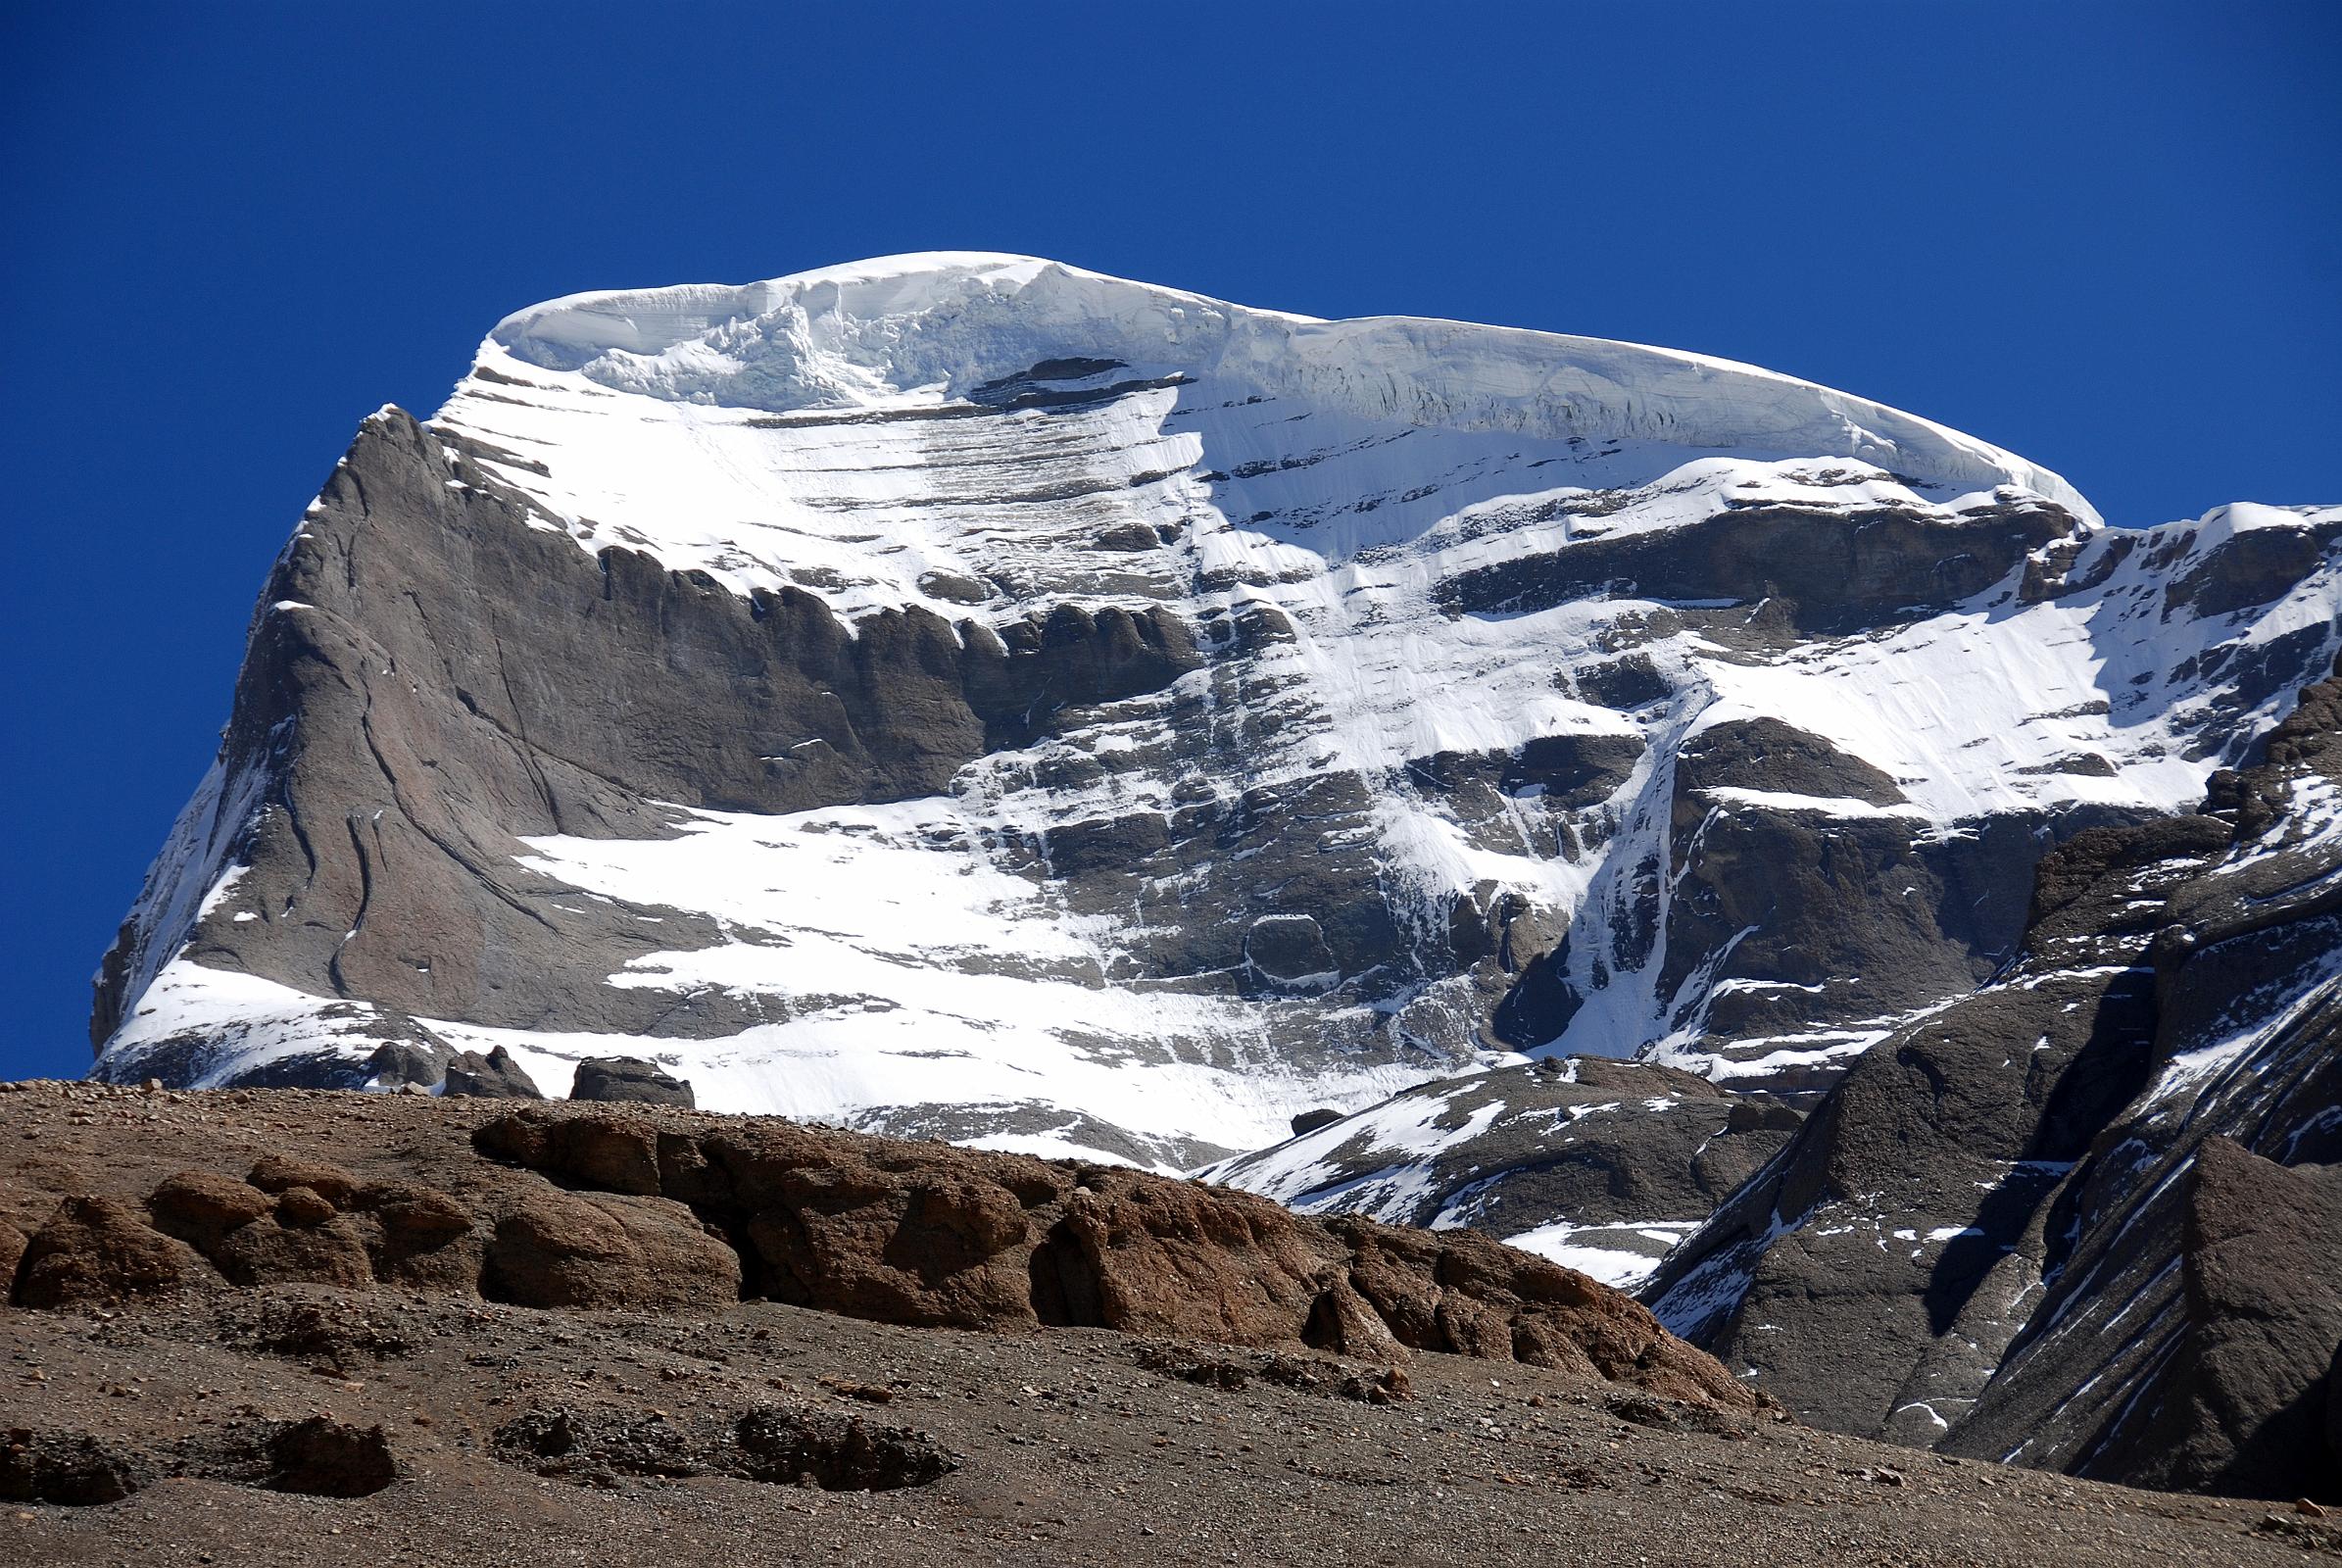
left=442, top=1047, right=543, bottom=1101
left=569, top=1057, right=694, bottom=1108
left=1204, top=1057, right=1799, bottom=1290
left=1644, top=659, right=2342, bottom=1499
left=83, top=256, right=2342, bottom=1175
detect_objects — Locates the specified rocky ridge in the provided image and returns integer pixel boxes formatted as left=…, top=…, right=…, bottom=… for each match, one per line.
left=0, top=1086, right=1752, bottom=1415
left=1200, top=1055, right=1802, bottom=1289
left=1643, top=657, right=2342, bottom=1502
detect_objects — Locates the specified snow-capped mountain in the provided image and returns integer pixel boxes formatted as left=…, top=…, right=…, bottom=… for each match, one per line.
left=90, top=254, right=2342, bottom=1184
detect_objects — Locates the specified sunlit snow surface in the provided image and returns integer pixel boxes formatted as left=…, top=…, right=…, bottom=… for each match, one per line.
left=98, top=254, right=2342, bottom=1167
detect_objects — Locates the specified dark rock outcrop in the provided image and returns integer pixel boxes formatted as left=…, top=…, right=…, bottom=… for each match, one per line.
left=1646, top=657, right=2342, bottom=1499
left=494, top=1403, right=956, bottom=1493
left=1207, top=1057, right=1798, bottom=1288
left=442, top=1046, right=543, bottom=1100
left=0, top=1428, right=148, bottom=1505
left=570, top=1056, right=694, bottom=1107
left=1438, top=499, right=2076, bottom=635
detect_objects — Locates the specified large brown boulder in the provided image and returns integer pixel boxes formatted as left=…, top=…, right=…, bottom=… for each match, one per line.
left=146, top=1166, right=484, bottom=1293
left=363, top=1181, right=482, bottom=1291
left=1039, top=1172, right=1342, bottom=1344
left=207, top=1208, right=378, bottom=1290
left=148, top=1170, right=273, bottom=1250
left=483, top=1182, right=739, bottom=1309
left=14, top=1196, right=209, bottom=1307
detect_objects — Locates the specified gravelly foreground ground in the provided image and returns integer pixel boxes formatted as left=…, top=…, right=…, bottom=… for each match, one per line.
left=3, top=1081, right=2334, bottom=1567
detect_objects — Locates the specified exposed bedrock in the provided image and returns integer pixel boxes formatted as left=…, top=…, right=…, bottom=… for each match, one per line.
left=1438, top=500, right=2079, bottom=634
left=1645, top=659, right=2342, bottom=1501
left=0, top=1098, right=1758, bottom=1421
left=91, top=410, right=1204, bottom=1049
left=1500, top=713, right=2154, bottom=1089
left=1203, top=1056, right=1802, bottom=1289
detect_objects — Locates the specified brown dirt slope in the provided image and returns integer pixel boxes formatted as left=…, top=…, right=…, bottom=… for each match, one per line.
left=1, top=1081, right=2329, bottom=1566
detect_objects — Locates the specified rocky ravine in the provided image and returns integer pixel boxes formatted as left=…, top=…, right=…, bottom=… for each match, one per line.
left=3, top=1084, right=2331, bottom=1567
left=89, top=254, right=2342, bottom=1179
left=1644, top=657, right=2342, bottom=1504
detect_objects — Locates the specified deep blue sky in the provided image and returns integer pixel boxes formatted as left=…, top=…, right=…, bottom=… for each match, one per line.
left=3, top=2, right=2336, bottom=1080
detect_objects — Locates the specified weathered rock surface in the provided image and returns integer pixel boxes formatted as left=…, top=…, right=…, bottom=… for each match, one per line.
left=569, top=1056, right=693, bottom=1107
left=483, top=1186, right=740, bottom=1309
left=1207, top=1056, right=1799, bottom=1289
left=14, top=1195, right=211, bottom=1307
left=1646, top=658, right=2342, bottom=1501
left=468, top=1102, right=1754, bottom=1409
left=441, top=1046, right=543, bottom=1100
left=0, top=1085, right=1751, bottom=1420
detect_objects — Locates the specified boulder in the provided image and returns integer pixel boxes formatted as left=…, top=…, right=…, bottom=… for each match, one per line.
left=483, top=1183, right=738, bottom=1309
left=13, top=1196, right=208, bottom=1307
left=247, top=1154, right=362, bottom=1207
left=148, top=1169, right=272, bottom=1250
left=208, top=1211, right=377, bottom=1290
left=569, top=1056, right=694, bottom=1107
left=360, top=1180, right=482, bottom=1289
left=442, top=1046, right=543, bottom=1100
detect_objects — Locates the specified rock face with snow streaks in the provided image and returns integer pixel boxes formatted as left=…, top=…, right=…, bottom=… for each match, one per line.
left=1644, top=657, right=2342, bottom=1500
left=1199, top=1056, right=1798, bottom=1289
left=88, top=253, right=2342, bottom=1180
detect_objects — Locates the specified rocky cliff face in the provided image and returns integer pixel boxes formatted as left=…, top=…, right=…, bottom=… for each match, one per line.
left=91, top=254, right=2342, bottom=1188
left=1198, top=1056, right=1802, bottom=1290
left=1643, top=660, right=2342, bottom=1500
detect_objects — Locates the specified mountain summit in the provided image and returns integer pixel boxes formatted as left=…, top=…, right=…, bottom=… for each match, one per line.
left=91, top=255, right=2342, bottom=1181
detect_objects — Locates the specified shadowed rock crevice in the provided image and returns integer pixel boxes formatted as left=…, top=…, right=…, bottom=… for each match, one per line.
left=0, top=1419, right=397, bottom=1504
left=493, top=1404, right=955, bottom=1493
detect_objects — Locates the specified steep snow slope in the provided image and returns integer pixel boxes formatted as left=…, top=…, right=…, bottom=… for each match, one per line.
left=90, top=255, right=2342, bottom=1175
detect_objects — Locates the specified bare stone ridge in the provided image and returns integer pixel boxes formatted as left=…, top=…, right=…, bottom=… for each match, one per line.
left=1645, top=655, right=2342, bottom=1503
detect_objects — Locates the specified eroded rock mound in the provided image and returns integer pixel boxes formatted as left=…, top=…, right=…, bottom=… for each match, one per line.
left=1, top=1428, right=147, bottom=1506
left=483, top=1186, right=740, bottom=1309
left=15, top=1196, right=209, bottom=1307
left=471, top=1103, right=1759, bottom=1413
left=1, top=1090, right=1752, bottom=1426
